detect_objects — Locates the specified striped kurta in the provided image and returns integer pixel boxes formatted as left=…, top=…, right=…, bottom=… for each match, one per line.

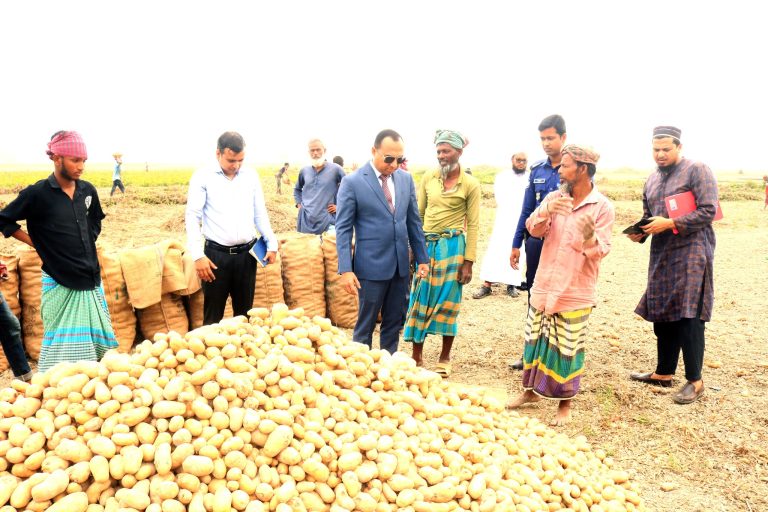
left=522, top=305, right=592, bottom=399
left=403, top=230, right=465, bottom=343
left=39, top=272, right=118, bottom=373
left=635, top=158, right=717, bottom=322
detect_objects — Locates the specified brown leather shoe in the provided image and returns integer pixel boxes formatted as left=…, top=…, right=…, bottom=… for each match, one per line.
left=629, top=371, right=673, bottom=388
left=673, top=381, right=705, bottom=404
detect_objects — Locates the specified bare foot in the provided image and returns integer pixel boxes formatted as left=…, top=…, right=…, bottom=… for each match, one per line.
left=550, top=400, right=572, bottom=426
left=506, top=390, right=540, bottom=409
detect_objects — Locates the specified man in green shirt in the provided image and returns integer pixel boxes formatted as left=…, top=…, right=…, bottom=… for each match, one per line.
left=403, top=129, right=481, bottom=377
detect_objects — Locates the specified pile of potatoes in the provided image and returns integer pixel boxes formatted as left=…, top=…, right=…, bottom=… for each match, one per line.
left=0, top=303, right=646, bottom=512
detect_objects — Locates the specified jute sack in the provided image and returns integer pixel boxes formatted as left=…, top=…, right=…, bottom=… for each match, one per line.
left=136, top=293, right=189, bottom=339
left=0, top=253, right=21, bottom=317
left=253, top=251, right=285, bottom=309
left=321, top=234, right=358, bottom=328
left=18, top=249, right=43, bottom=360
left=97, top=249, right=137, bottom=353
left=0, top=346, right=8, bottom=372
left=278, top=233, right=326, bottom=318
left=185, top=290, right=204, bottom=329
left=160, top=245, right=187, bottom=295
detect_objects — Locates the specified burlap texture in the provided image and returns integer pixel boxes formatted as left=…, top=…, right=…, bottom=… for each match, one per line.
left=18, top=249, right=43, bottom=360
left=136, top=293, right=189, bottom=339
left=0, top=253, right=21, bottom=317
left=253, top=251, right=285, bottom=309
left=320, top=234, right=358, bottom=328
left=185, top=290, right=204, bottom=330
left=278, top=233, right=326, bottom=318
left=97, top=249, right=137, bottom=353
left=120, top=240, right=186, bottom=308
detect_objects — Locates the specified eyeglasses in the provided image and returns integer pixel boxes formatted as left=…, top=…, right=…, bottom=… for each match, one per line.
left=382, top=155, right=406, bottom=165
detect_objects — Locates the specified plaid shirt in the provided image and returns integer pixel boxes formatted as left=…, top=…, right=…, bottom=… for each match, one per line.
left=635, top=158, right=718, bottom=322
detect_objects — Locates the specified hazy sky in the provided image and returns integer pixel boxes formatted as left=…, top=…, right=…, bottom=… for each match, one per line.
left=1, top=1, right=764, bottom=172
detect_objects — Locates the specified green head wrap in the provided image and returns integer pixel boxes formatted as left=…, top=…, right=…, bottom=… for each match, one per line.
left=434, top=129, right=468, bottom=150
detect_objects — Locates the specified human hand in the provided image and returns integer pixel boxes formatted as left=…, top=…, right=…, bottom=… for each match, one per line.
left=195, top=257, right=217, bottom=282
left=641, top=216, right=675, bottom=235
left=510, top=248, right=520, bottom=270
left=327, top=204, right=337, bottom=214
left=627, top=233, right=647, bottom=243
left=416, top=263, right=429, bottom=279
left=547, top=195, right=574, bottom=216
left=458, top=261, right=473, bottom=285
left=339, top=272, right=361, bottom=295
left=264, top=251, right=277, bottom=264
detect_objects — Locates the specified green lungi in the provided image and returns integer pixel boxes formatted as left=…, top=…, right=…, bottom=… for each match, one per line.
left=522, top=305, right=592, bottom=400
left=403, top=229, right=465, bottom=344
left=39, top=272, right=118, bottom=373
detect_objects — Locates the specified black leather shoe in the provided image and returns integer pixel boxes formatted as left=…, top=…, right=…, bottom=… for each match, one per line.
left=508, top=359, right=524, bottom=371
left=630, top=372, right=673, bottom=387
left=506, top=285, right=520, bottom=298
left=673, top=381, right=705, bottom=404
left=472, top=286, right=492, bottom=299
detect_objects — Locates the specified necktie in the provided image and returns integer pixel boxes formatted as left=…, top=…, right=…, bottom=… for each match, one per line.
left=379, top=174, right=394, bottom=213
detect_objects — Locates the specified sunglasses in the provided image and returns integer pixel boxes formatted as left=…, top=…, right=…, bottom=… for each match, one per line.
left=382, top=155, right=406, bottom=165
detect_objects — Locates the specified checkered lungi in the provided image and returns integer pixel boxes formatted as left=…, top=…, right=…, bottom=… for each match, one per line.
left=403, top=229, right=465, bottom=344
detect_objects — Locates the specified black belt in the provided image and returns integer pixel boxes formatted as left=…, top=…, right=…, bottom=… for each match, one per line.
left=205, top=239, right=255, bottom=255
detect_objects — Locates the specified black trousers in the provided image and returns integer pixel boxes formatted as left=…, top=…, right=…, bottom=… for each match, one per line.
left=654, top=318, right=706, bottom=381
left=524, top=236, right=544, bottom=304
left=354, top=274, right=410, bottom=354
left=202, top=245, right=257, bottom=325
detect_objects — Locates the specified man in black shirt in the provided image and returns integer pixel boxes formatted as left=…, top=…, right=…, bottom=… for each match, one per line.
left=0, top=130, right=118, bottom=373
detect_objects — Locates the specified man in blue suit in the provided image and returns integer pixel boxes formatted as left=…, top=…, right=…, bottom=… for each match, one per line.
left=335, top=129, right=429, bottom=354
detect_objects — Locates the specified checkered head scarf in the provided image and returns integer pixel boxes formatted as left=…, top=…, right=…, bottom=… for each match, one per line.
left=561, top=144, right=600, bottom=164
left=434, top=129, right=469, bottom=150
left=46, top=131, right=88, bottom=159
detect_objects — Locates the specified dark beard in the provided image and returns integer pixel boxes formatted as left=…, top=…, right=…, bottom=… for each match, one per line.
left=513, top=168, right=526, bottom=175
left=658, top=164, right=675, bottom=173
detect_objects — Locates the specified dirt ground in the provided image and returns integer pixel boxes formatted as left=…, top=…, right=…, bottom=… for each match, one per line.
left=1, top=180, right=766, bottom=512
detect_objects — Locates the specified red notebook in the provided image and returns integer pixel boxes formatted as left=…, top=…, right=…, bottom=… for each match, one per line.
left=665, top=191, right=723, bottom=234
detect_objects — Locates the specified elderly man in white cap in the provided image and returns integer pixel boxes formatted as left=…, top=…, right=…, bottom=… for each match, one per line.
left=403, top=129, right=481, bottom=378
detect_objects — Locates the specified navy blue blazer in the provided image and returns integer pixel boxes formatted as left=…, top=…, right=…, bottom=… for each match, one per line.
left=335, top=162, right=428, bottom=281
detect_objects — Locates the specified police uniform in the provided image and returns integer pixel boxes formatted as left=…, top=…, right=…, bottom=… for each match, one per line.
left=511, top=158, right=561, bottom=292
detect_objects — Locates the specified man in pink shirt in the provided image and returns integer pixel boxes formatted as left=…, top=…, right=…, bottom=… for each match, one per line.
left=506, top=144, right=615, bottom=426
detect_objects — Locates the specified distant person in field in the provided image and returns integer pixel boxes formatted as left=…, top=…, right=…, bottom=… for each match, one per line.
left=294, top=139, right=346, bottom=235
left=0, top=259, right=33, bottom=382
left=0, top=130, right=118, bottom=373
left=333, top=155, right=344, bottom=168
left=629, top=126, right=718, bottom=405
left=185, top=131, right=278, bottom=325
left=508, top=114, right=567, bottom=371
left=403, top=129, right=480, bottom=377
left=275, top=162, right=289, bottom=195
left=763, top=175, right=768, bottom=210
left=399, top=158, right=408, bottom=171
left=110, top=152, right=125, bottom=196
left=507, top=144, right=614, bottom=426
left=473, top=152, right=529, bottom=300
left=335, top=129, right=429, bottom=354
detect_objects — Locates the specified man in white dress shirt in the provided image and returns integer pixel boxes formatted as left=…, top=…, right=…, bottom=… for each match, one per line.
left=185, top=131, right=277, bottom=325
left=472, top=152, right=529, bottom=299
